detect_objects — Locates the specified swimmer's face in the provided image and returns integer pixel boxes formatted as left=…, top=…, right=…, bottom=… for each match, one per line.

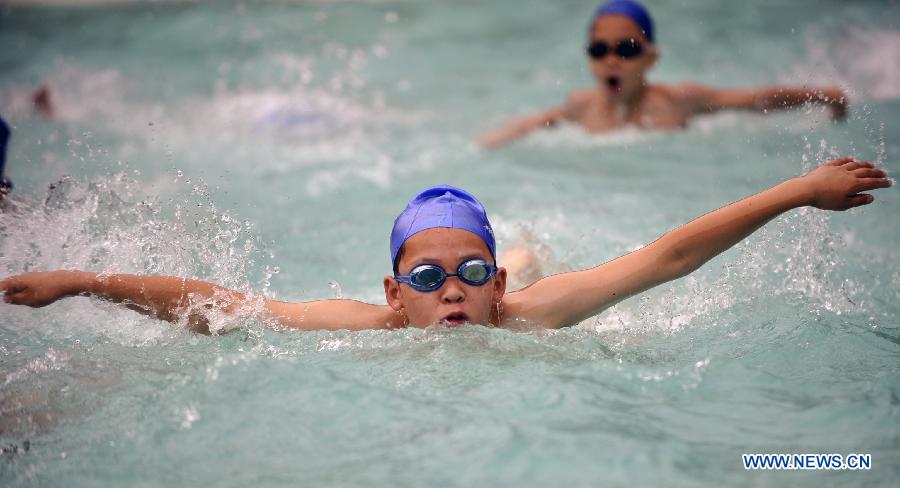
left=588, top=15, right=657, bottom=98
left=384, top=228, right=507, bottom=328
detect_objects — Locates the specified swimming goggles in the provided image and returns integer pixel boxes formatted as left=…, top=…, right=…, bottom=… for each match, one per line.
left=394, top=259, right=497, bottom=292
left=586, top=39, right=644, bottom=60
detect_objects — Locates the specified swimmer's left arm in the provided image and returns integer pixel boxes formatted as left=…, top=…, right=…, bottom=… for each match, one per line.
left=507, top=158, right=890, bottom=328
left=677, top=83, right=848, bottom=120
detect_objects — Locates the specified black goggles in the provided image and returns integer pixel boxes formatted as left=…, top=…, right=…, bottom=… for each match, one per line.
left=394, top=259, right=498, bottom=293
left=586, top=39, right=644, bottom=60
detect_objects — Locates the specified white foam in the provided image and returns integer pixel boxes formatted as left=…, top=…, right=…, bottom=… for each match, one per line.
left=524, top=123, right=663, bottom=148
left=0, top=173, right=276, bottom=341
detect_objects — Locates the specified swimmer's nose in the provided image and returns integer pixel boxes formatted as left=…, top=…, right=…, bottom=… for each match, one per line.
left=440, top=278, right=465, bottom=304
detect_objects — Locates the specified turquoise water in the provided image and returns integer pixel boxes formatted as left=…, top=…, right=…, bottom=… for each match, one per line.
left=1, top=0, right=899, bottom=486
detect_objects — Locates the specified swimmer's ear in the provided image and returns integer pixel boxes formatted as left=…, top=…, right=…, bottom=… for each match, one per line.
left=493, top=267, right=508, bottom=302
left=383, top=276, right=403, bottom=311
left=645, top=46, right=659, bottom=69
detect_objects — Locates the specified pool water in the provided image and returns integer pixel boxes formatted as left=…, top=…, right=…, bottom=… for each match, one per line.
left=1, top=1, right=899, bottom=486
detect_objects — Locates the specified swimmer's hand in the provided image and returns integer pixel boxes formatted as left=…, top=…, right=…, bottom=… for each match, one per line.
left=801, top=157, right=891, bottom=210
left=1, top=271, right=88, bottom=308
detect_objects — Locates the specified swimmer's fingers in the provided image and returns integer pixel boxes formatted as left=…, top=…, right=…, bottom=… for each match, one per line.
left=839, top=177, right=891, bottom=210
left=825, top=157, right=856, bottom=167
left=845, top=194, right=875, bottom=208
left=0, top=276, right=20, bottom=295
left=851, top=167, right=886, bottom=179
left=852, top=177, right=893, bottom=194
left=843, top=161, right=875, bottom=172
left=847, top=161, right=874, bottom=171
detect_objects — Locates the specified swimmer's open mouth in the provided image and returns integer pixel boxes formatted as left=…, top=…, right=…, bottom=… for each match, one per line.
left=440, top=312, right=469, bottom=327
left=606, top=76, right=622, bottom=92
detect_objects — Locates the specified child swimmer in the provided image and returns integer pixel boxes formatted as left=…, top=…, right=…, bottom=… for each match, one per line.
left=0, top=157, right=891, bottom=332
left=479, top=0, right=848, bottom=148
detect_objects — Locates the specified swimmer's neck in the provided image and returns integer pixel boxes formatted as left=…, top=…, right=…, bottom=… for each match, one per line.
left=598, top=82, right=650, bottom=121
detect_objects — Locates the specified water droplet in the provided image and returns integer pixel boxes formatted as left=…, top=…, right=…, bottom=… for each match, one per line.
left=328, top=281, right=343, bottom=298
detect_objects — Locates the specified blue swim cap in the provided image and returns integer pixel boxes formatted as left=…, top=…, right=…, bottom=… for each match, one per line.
left=390, top=185, right=496, bottom=270
left=591, top=0, right=655, bottom=43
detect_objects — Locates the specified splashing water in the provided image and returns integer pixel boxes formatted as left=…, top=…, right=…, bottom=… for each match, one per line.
left=1, top=1, right=898, bottom=487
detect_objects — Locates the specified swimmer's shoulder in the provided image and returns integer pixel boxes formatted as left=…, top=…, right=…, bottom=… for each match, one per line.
left=565, top=89, right=596, bottom=107
left=649, top=82, right=716, bottom=114
left=658, top=82, right=717, bottom=102
left=646, top=81, right=700, bottom=98
left=561, top=89, right=596, bottom=119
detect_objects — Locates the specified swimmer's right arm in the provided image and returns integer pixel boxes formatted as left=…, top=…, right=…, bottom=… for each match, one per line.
left=477, top=108, right=566, bottom=148
left=478, top=92, right=588, bottom=148
left=0, top=271, right=399, bottom=333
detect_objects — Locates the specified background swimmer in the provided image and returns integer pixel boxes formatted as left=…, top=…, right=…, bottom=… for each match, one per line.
left=0, top=116, right=13, bottom=203
left=1, top=157, right=890, bottom=332
left=31, top=85, right=56, bottom=119
left=479, top=0, right=849, bottom=148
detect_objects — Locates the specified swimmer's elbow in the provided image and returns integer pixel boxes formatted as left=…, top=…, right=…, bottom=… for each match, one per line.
left=672, top=257, right=703, bottom=280
left=659, top=242, right=703, bottom=281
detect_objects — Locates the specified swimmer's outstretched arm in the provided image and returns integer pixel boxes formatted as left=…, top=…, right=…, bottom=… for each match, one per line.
left=478, top=107, right=566, bottom=148
left=503, top=157, right=890, bottom=328
left=678, top=83, right=848, bottom=120
left=479, top=90, right=594, bottom=148
left=0, top=271, right=399, bottom=333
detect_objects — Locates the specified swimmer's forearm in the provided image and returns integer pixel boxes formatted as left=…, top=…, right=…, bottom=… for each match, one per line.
left=71, top=272, right=245, bottom=324
left=753, top=86, right=845, bottom=112
left=661, top=178, right=811, bottom=275
left=478, top=120, right=536, bottom=148
left=479, top=112, right=560, bottom=148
